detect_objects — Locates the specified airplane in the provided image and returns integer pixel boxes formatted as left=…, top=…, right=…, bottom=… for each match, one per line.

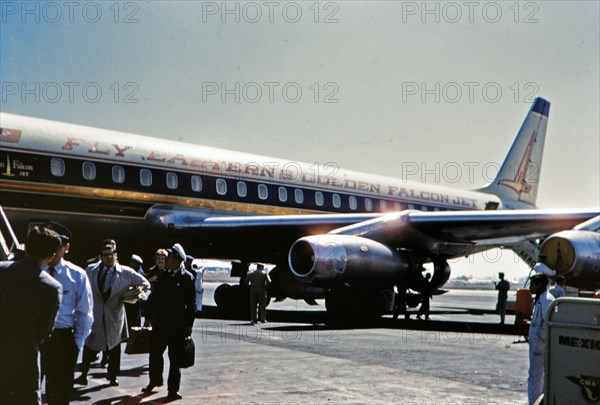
left=0, top=97, right=598, bottom=319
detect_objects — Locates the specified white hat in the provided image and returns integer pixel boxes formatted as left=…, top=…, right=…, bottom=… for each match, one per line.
left=130, top=254, right=143, bottom=265
left=533, top=262, right=556, bottom=278
left=169, top=243, right=186, bottom=262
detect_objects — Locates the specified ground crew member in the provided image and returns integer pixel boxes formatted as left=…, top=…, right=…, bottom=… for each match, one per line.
left=494, top=272, right=510, bottom=324
left=40, top=223, right=93, bottom=405
left=143, top=243, right=195, bottom=400
left=0, top=226, right=62, bottom=405
left=528, top=271, right=555, bottom=405
left=246, top=263, right=271, bottom=323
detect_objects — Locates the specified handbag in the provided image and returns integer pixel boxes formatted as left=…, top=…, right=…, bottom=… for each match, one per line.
left=180, top=336, right=195, bottom=368
left=125, top=326, right=152, bottom=354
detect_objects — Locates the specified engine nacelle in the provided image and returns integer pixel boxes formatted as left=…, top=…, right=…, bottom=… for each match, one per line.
left=288, top=234, right=411, bottom=289
left=540, top=230, right=600, bottom=290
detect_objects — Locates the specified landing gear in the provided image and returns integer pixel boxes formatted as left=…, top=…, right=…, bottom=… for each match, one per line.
left=214, top=284, right=249, bottom=313
left=213, top=283, right=272, bottom=315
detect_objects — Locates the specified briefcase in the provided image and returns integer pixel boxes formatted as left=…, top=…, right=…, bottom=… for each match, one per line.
left=125, top=326, right=152, bottom=354
left=180, top=336, right=195, bottom=368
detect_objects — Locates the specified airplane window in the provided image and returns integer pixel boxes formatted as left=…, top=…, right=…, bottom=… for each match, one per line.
left=216, top=179, right=227, bottom=195
left=294, top=189, right=304, bottom=204
left=394, top=202, right=403, bottom=211
left=50, top=158, right=65, bottom=177
left=166, top=172, right=178, bottom=189
left=365, top=198, right=373, bottom=212
left=278, top=187, right=287, bottom=202
left=434, top=207, right=440, bottom=211
left=380, top=200, right=387, bottom=212
left=332, top=194, right=341, bottom=208
left=112, top=165, right=125, bottom=184
left=237, top=181, right=247, bottom=197
left=140, top=169, right=152, bottom=187
left=408, top=203, right=415, bottom=209
left=422, top=206, right=428, bottom=211
left=349, top=196, right=357, bottom=210
left=258, top=184, right=268, bottom=200
left=191, top=175, right=202, bottom=192
left=315, top=191, right=324, bottom=206
left=82, top=162, right=96, bottom=181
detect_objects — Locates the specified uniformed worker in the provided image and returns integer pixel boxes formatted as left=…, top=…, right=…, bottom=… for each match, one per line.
left=528, top=270, right=555, bottom=405
left=494, top=272, right=510, bottom=324
left=143, top=243, right=195, bottom=400
left=40, top=223, right=93, bottom=405
left=246, top=263, right=271, bottom=324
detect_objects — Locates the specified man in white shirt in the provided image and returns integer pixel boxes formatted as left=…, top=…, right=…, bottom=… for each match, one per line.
left=528, top=271, right=555, bottom=405
left=40, top=223, right=93, bottom=405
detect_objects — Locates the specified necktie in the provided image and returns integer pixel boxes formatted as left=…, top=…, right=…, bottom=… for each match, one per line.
left=98, top=266, right=108, bottom=293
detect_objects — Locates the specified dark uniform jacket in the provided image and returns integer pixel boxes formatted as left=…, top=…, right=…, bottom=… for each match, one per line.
left=146, top=265, right=195, bottom=336
left=0, top=257, right=62, bottom=404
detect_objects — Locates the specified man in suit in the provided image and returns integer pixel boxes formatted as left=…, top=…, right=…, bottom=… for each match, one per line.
left=143, top=243, right=195, bottom=400
left=75, top=240, right=149, bottom=386
left=0, top=226, right=63, bottom=405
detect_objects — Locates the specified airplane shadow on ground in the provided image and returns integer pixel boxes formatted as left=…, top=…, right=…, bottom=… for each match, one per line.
left=200, top=305, right=523, bottom=336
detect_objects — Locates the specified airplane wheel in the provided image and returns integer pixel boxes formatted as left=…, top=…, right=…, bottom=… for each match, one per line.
left=214, top=283, right=233, bottom=309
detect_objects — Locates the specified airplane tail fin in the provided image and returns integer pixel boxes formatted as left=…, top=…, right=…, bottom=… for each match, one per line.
left=478, top=97, right=550, bottom=208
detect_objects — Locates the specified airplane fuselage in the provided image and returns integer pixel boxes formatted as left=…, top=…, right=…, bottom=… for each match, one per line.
left=1, top=113, right=502, bottom=264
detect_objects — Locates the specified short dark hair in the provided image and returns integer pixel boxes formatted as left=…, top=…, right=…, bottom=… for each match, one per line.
left=26, top=226, right=62, bottom=260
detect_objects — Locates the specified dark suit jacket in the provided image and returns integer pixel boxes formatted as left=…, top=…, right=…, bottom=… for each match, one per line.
left=146, top=265, right=195, bottom=336
left=0, top=257, right=62, bottom=403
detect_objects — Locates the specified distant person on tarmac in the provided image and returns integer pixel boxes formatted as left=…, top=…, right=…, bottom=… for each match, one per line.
left=494, top=272, right=510, bottom=324
left=527, top=271, right=555, bottom=405
left=246, top=264, right=271, bottom=323
left=416, top=272, right=432, bottom=320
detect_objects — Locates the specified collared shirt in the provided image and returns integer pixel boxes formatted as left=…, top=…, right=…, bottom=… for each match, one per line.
left=43, top=258, right=94, bottom=349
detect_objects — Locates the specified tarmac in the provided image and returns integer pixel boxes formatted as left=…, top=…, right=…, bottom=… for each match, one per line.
left=65, top=286, right=530, bottom=405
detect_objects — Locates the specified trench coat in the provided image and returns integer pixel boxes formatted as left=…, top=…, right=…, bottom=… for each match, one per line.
left=85, top=262, right=150, bottom=351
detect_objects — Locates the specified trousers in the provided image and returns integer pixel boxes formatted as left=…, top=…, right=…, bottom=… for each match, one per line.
left=80, top=343, right=121, bottom=379
left=40, top=329, right=78, bottom=405
left=148, top=329, right=184, bottom=392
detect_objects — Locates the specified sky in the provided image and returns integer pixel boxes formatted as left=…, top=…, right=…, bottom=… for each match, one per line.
left=1, top=0, right=598, bottom=281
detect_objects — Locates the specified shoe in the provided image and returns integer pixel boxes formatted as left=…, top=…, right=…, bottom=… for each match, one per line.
left=167, top=391, right=183, bottom=400
left=109, top=377, right=119, bottom=386
left=250, top=320, right=257, bottom=324
left=74, top=375, right=88, bottom=386
left=260, top=320, right=267, bottom=323
left=142, top=383, right=163, bottom=393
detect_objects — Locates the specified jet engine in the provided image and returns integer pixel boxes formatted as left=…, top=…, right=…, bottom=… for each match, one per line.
left=288, top=234, right=412, bottom=289
left=540, top=230, right=600, bottom=290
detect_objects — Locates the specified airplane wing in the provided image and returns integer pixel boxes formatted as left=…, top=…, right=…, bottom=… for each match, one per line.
left=148, top=205, right=598, bottom=261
